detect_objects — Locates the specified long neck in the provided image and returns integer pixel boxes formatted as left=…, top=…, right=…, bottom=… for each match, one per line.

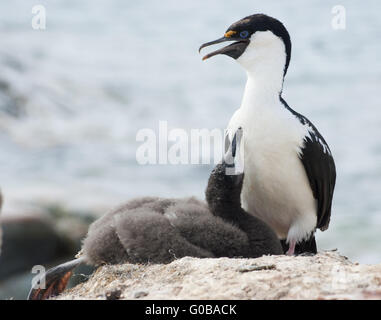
left=241, top=69, right=284, bottom=115
left=205, top=163, right=245, bottom=222
left=238, top=41, right=286, bottom=112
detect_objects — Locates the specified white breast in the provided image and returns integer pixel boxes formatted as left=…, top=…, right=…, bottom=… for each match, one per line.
left=227, top=102, right=317, bottom=243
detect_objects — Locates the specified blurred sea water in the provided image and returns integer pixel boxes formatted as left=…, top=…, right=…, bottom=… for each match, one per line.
left=0, top=0, right=380, bottom=263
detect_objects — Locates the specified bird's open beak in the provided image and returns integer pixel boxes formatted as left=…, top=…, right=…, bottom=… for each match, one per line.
left=199, top=35, right=249, bottom=60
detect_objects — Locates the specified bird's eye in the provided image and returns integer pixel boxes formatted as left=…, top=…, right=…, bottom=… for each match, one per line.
left=240, top=31, right=249, bottom=38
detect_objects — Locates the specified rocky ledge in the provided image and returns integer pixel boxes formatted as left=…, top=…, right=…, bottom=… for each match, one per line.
left=55, top=251, right=381, bottom=300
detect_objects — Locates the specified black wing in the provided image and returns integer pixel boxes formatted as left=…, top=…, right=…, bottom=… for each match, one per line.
left=281, top=98, right=336, bottom=230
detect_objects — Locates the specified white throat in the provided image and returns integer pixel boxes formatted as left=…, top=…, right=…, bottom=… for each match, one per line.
left=236, top=31, right=287, bottom=110
left=226, top=28, right=318, bottom=245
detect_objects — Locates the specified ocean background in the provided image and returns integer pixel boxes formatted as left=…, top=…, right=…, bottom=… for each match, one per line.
left=0, top=0, right=380, bottom=265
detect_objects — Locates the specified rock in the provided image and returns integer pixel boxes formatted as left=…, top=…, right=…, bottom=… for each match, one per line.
left=0, top=216, right=72, bottom=280
left=237, top=263, right=276, bottom=272
left=0, top=200, right=96, bottom=299
left=55, top=251, right=381, bottom=300
left=105, top=289, right=123, bottom=300
left=0, top=205, right=95, bottom=281
left=134, top=291, right=149, bottom=299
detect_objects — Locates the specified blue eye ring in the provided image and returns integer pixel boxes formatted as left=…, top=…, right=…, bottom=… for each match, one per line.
left=240, top=31, right=249, bottom=38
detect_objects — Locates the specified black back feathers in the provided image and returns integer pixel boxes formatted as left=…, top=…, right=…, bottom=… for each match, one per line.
left=281, top=98, right=336, bottom=231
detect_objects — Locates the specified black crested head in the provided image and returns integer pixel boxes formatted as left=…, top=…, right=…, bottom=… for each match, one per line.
left=199, top=14, right=292, bottom=76
left=228, top=14, right=291, bottom=70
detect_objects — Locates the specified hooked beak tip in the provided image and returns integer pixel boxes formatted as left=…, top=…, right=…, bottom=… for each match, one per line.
left=198, top=37, right=226, bottom=55
left=198, top=44, right=207, bottom=54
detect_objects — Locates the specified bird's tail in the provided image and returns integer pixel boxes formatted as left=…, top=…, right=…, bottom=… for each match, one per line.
left=27, top=257, right=84, bottom=300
